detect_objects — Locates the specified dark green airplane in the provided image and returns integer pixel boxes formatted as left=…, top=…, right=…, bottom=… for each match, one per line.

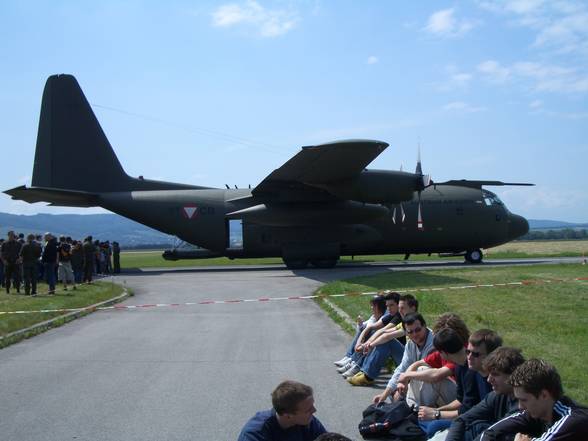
left=5, top=75, right=532, bottom=269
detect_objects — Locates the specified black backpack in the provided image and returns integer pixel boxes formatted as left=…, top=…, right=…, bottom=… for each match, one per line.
left=358, top=401, right=426, bottom=441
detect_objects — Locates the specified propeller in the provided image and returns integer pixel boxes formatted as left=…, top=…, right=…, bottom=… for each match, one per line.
left=415, top=146, right=431, bottom=231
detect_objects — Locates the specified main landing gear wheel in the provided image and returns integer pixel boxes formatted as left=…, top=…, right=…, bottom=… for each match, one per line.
left=283, top=259, right=309, bottom=270
left=465, top=249, right=483, bottom=264
left=310, top=258, right=339, bottom=269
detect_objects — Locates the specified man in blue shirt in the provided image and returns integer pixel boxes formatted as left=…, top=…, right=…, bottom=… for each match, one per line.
left=238, top=380, right=327, bottom=441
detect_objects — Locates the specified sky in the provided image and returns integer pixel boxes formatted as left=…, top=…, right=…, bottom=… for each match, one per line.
left=1, top=0, right=587, bottom=222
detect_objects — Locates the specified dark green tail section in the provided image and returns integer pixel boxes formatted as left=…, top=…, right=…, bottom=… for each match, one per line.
left=30, top=74, right=206, bottom=194
left=32, top=75, right=130, bottom=192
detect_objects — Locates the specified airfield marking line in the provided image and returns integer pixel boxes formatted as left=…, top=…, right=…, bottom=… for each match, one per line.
left=0, top=277, right=586, bottom=316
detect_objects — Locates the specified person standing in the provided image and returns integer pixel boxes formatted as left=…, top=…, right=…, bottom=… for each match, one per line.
left=71, top=241, right=85, bottom=284
left=20, top=234, right=42, bottom=296
left=42, top=233, right=58, bottom=294
left=112, top=241, right=120, bottom=273
left=1, top=231, right=22, bottom=294
left=83, top=236, right=95, bottom=283
left=57, top=236, right=75, bottom=291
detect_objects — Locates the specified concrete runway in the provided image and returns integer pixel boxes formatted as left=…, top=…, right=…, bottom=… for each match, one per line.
left=0, top=257, right=579, bottom=440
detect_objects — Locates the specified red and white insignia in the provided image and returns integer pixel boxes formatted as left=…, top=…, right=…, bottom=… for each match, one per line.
left=182, top=204, right=198, bottom=219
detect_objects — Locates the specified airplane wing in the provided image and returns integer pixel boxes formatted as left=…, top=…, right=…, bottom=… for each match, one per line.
left=252, top=139, right=388, bottom=201
left=434, top=180, right=534, bottom=188
left=4, top=185, right=99, bottom=207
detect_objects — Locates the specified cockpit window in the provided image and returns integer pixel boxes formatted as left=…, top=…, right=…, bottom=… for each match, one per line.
left=482, top=191, right=503, bottom=206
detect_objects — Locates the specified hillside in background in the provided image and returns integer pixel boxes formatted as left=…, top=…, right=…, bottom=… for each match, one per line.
left=0, top=212, right=174, bottom=247
left=0, top=213, right=586, bottom=248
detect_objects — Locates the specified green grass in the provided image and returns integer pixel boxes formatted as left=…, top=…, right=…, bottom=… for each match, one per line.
left=120, top=240, right=588, bottom=269
left=0, top=281, right=125, bottom=339
left=315, top=264, right=588, bottom=404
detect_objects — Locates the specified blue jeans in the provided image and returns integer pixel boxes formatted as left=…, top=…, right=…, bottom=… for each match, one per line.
left=44, top=262, right=56, bottom=291
left=420, top=419, right=452, bottom=438
left=361, top=339, right=405, bottom=379
left=346, top=325, right=365, bottom=358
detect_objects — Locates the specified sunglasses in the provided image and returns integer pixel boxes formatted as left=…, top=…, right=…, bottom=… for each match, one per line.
left=406, top=326, right=423, bottom=335
left=466, top=349, right=482, bottom=358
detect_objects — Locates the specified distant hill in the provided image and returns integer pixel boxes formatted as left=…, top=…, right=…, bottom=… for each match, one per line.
left=0, top=212, right=174, bottom=248
left=528, top=219, right=588, bottom=230
left=1, top=213, right=586, bottom=248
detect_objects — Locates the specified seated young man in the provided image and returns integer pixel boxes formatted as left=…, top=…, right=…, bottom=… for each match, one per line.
left=371, top=312, right=435, bottom=400
left=334, top=294, right=389, bottom=369
left=345, top=294, right=416, bottom=384
left=445, top=347, right=525, bottom=441
left=418, top=329, right=502, bottom=439
left=237, top=380, right=327, bottom=441
left=398, top=313, right=471, bottom=410
left=480, top=359, right=588, bottom=440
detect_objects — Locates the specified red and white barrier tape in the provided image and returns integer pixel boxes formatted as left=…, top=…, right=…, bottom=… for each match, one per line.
left=1, top=277, right=586, bottom=316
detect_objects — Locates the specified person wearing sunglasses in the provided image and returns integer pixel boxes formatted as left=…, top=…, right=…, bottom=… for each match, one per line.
left=372, top=312, right=435, bottom=404
left=418, top=329, right=503, bottom=438
left=445, top=347, right=525, bottom=441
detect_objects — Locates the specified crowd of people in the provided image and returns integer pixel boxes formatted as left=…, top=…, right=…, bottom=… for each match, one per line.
left=0, top=230, right=121, bottom=296
left=238, top=293, right=587, bottom=440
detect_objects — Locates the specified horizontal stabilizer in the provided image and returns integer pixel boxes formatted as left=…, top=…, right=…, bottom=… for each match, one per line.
left=4, top=185, right=98, bottom=207
left=434, top=180, right=534, bottom=189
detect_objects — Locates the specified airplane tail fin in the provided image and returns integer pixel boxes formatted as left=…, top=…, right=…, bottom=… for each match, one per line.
left=32, top=74, right=131, bottom=193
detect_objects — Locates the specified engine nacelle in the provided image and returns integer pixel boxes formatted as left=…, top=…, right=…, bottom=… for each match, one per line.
left=314, top=169, right=420, bottom=203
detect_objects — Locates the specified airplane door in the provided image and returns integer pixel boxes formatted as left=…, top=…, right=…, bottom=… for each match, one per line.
left=226, top=219, right=243, bottom=250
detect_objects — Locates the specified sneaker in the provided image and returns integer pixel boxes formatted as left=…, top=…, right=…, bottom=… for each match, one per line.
left=342, top=364, right=361, bottom=379
left=337, top=361, right=354, bottom=374
left=334, top=356, right=351, bottom=367
left=348, top=372, right=374, bottom=386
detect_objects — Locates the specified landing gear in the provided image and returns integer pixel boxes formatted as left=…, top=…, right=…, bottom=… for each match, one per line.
left=310, top=258, right=339, bottom=269
left=465, top=249, right=483, bottom=264
left=283, top=259, right=309, bottom=270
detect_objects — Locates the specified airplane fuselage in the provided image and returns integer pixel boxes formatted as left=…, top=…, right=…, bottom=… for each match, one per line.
left=98, top=184, right=528, bottom=262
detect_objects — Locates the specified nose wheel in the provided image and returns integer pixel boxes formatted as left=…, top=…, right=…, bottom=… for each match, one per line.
left=465, top=249, right=483, bottom=264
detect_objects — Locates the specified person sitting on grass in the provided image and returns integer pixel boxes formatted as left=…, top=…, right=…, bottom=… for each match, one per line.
left=334, top=294, right=389, bottom=371
left=371, top=312, right=435, bottom=398
left=445, top=347, right=525, bottom=441
left=480, top=358, right=588, bottom=440
left=399, top=314, right=470, bottom=411
left=418, top=328, right=502, bottom=439
left=345, top=294, right=416, bottom=385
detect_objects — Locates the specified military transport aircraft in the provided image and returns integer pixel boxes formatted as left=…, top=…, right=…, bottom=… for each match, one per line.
left=5, top=75, right=532, bottom=269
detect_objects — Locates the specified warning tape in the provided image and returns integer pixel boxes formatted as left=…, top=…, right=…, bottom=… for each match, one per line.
left=0, top=277, right=586, bottom=316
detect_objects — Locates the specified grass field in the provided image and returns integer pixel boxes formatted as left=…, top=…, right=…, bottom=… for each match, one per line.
left=315, top=263, right=588, bottom=404
left=120, top=239, right=588, bottom=268
left=0, top=281, right=124, bottom=341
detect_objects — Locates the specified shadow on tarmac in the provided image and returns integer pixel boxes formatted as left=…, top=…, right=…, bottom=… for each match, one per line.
left=119, top=258, right=551, bottom=283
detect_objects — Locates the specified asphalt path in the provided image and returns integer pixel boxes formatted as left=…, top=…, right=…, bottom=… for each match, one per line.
left=0, top=257, right=582, bottom=441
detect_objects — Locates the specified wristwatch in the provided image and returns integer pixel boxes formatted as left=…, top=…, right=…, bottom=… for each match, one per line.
left=434, top=410, right=441, bottom=420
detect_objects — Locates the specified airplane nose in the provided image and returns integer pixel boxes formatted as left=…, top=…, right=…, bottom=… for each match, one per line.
left=508, top=214, right=529, bottom=240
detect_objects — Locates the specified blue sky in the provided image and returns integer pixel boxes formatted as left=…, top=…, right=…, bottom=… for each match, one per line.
left=1, top=1, right=587, bottom=221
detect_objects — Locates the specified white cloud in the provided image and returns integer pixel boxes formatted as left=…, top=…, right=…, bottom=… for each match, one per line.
left=479, top=0, right=588, bottom=57
left=443, top=101, right=487, bottom=112
left=529, top=99, right=543, bottom=109
left=477, top=60, right=511, bottom=82
left=211, top=1, right=298, bottom=37
left=435, top=65, right=473, bottom=92
left=367, top=56, right=379, bottom=65
left=424, top=8, right=478, bottom=37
